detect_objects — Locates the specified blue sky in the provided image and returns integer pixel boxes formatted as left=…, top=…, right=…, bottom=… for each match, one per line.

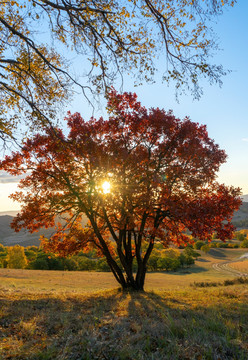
left=0, top=0, right=248, bottom=212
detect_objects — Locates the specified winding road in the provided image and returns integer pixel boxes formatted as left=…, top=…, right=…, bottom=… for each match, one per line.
left=212, top=253, right=248, bottom=277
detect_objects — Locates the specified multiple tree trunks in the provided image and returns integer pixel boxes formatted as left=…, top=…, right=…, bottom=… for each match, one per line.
left=0, top=90, right=241, bottom=291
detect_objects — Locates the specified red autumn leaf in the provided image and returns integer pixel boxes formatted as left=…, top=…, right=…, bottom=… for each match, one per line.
left=0, top=89, right=241, bottom=290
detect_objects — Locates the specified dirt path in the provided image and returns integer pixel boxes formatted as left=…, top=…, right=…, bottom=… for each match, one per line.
left=212, top=252, right=248, bottom=277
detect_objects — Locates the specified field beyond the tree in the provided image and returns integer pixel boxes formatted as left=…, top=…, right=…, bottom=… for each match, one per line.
left=0, top=248, right=248, bottom=359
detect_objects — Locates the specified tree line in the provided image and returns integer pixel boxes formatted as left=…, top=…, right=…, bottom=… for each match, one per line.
left=1, top=236, right=248, bottom=272
left=0, top=243, right=199, bottom=272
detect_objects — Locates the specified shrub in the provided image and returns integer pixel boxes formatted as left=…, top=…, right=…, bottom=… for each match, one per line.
left=76, top=256, right=96, bottom=271
left=240, top=239, right=248, bottom=248
left=193, top=241, right=205, bottom=250
left=62, top=258, right=78, bottom=271
left=29, top=253, right=64, bottom=270
left=179, top=253, right=194, bottom=267
left=209, top=242, right=217, bottom=248
left=47, top=256, right=64, bottom=270
left=201, top=244, right=210, bottom=253
left=157, top=257, right=181, bottom=271
left=234, top=232, right=246, bottom=241
left=184, top=246, right=200, bottom=258
left=147, top=254, right=159, bottom=271
left=216, top=242, right=228, bottom=248
left=163, top=248, right=181, bottom=259
left=24, top=249, right=37, bottom=261
left=96, top=258, right=111, bottom=272
left=30, top=257, right=49, bottom=270
left=227, top=243, right=239, bottom=248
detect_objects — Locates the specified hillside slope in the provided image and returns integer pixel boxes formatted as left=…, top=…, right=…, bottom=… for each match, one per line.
left=232, top=201, right=248, bottom=228
left=1, top=203, right=248, bottom=247
left=0, top=215, right=55, bottom=247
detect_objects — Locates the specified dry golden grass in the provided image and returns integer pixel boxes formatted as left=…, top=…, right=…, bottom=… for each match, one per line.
left=0, top=286, right=247, bottom=359
left=229, top=259, right=248, bottom=273
left=0, top=248, right=246, bottom=295
left=0, top=248, right=248, bottom=359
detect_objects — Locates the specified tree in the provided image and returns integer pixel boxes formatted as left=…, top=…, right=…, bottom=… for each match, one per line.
left=0, top=90, right=241, bottom=290
left=7, top=245, right=27, bottom=269
left=0, top=0, right=236, bottom=142
left=240, top=239, right=248, bottom=249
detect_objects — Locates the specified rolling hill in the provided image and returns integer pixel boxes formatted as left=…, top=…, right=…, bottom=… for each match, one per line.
left=1, top=201, right=248, bottom=247
left=0, top=215, right=55, bottom=247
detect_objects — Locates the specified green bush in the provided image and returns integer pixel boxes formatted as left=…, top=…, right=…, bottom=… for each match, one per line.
left=47, top=256, right=64, bottom=270
left=240, top=239, right=248, bottom=248
left=24, top=249, right=37, bottom=261
left=147, top=254, right=159, bottom=271
left=29, top=257, right=49, bottom=270
left=209, top=242, right=217, bottom=248
left=29, top=253, right=64, bottom=270
left=216, top=242, right=228, bottom=248
left=62, top=258, right=78, bottom=271
left=96, top=258, right=110, bottom=272
left=157, top=257, right=181, bottom=271
left=201, top=244, right=210, bottom=253
left=179, top=253, right=195, bottom=267
left=76, top=256, right=96, bottom=271
left=193, top=241, right=205, bottom=250
left=184, top=246, right=200, bottom=258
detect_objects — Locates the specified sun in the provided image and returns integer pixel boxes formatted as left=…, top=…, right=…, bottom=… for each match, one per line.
left=102, top=181, right=111, bottom=194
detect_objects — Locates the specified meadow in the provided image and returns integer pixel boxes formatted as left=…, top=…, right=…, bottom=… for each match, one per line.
left=0, top=248, right=248, bottom=359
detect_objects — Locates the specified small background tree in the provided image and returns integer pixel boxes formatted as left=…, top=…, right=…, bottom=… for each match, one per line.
left=7, top=245, right=27, bottom=269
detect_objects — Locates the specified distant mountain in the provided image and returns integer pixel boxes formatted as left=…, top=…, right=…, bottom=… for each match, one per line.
left=232, top=201, right=248, bottom=229
left=0, top=211, right=19, bottom=217
left=0, top=215, right=55, bottom=247
left=242, top=194, right=248, bottom=203
left=0, top=213, right=88, bottom=247
left=1, top=202, right=248, bottom=247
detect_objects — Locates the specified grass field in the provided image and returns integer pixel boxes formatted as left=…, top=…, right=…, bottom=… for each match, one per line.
left=229, top=259, right=248, bottom=273
left=0, top=248, right=248, bottom=359
left=0, top=248, right=246, bottom=294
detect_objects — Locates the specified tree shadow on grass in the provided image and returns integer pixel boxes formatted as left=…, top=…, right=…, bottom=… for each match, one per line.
left=168, top=265, right=208, bottom=275
left=0, top=286, right=247, bottom=360
left=196, top=257, right=209, bottom=262
left=208, top=249, right=228, bottom=258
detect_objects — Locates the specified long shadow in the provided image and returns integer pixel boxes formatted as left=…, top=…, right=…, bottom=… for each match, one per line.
left=165, top=265, right=208, bottom=275
left=196, top=258, right=209, bottom=262
left=0, top=287, right=247, bottom=360
left=208, top=249, right=228, bottom=258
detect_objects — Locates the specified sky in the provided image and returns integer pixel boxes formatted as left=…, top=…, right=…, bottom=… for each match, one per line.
left=0, top=0, right=248, bottom=212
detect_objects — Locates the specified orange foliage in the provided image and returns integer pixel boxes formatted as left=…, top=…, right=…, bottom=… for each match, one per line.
left=0, top=89, right=241, bottom=289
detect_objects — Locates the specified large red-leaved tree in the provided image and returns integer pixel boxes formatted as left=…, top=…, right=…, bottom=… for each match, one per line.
left=0, top=90, right=241, bottom=290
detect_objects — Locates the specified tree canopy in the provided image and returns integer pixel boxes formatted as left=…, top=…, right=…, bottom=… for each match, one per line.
left=0, top=89, right=241, bottom=290
left=0, top=0, right=236, bottom=142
